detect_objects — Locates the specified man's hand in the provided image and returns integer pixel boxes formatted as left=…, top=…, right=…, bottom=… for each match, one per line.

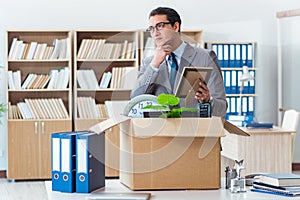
left=195, top=81, right=210, bottom=103
left=150, top=43, right=172, bottom=68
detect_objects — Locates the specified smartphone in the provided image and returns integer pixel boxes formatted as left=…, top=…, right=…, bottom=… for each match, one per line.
left=199, top=102, right=211, bottom=118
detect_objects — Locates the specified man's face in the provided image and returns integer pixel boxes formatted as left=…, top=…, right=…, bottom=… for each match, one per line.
left=148, top=14, right=178, bottom=47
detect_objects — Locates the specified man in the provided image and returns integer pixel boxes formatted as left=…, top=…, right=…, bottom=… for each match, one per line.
left=131, top=7, right=227, bottom=117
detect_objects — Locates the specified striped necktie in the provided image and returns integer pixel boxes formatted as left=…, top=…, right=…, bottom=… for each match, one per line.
left=168, top=52, right=178, bottom=89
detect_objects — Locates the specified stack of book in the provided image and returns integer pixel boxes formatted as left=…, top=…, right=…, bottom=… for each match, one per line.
left=8, top=98, right=69, bottom=119
left=8, top=37, right=70, bottom=60
left=77, top=39, right=135, bottom=59
left=251, top=173, right=300, bottom=197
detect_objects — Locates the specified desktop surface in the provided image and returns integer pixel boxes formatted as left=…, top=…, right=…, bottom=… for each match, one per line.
left=86, top=192, right=151, bottom=200
left=45, top=179, right=300, bottom=200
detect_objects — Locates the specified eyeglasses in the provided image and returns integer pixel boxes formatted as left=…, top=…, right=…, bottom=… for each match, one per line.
left=146, top=22, right=172, bottom=33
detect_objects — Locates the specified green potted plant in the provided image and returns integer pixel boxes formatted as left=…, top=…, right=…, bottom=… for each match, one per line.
left=0, top=103, right=5, bottom=124
left=142, top=93, right=199, bottom=118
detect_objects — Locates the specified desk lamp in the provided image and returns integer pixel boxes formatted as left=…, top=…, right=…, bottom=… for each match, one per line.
left=238, top=66, right=254, bottom=115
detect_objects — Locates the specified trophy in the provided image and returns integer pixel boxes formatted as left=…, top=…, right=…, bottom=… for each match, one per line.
left=229, top=160, right=246, bottom=193
left=225, top=166, right=237, bottom=189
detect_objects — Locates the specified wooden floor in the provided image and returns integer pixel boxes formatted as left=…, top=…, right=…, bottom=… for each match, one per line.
left=0, top=179, right=48, bottom=200
left=1, top=171, right=300, bottom=200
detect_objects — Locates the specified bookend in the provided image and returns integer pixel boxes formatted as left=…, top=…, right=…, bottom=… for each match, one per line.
left=225, top=159, right=246, bottom=193
left=230, top=160, right=246, bottom=193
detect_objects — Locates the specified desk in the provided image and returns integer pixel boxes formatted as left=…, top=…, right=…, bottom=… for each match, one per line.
left=45, top=179, right=300, bottom=200
left=221, top=126, right=293, bottom=175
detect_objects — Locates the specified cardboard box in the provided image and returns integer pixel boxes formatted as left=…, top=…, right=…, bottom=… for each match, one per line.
left=90, top=116, right=248, bottom=190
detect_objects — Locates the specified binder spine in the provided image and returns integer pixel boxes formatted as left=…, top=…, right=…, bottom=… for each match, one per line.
left=60, top=133, right=76, bottom=193
left=51, top=133, right=61, bottom=192
left=76, top=132, right=105, bottom=193
left=76, top=136, right=88, bottom=193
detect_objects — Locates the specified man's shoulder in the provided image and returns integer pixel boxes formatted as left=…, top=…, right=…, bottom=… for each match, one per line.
left=184, top=43, right=218, bottom=67
left=185, top=43, right=211, bottom=55
left=190, top=44, right=211, bottom=54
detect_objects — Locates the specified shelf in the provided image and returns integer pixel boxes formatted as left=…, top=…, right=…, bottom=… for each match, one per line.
left=205, top=41, right=256, bottom=118
left=6, top=30, right=73, bottom=180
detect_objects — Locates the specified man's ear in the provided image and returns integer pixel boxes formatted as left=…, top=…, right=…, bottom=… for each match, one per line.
left=173, top=22, right=180, bottom=32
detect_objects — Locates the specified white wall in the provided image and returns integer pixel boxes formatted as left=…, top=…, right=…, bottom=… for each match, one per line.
left=280, top=17, right=300, bottom=162
left=0, top=0, right=300, bottom=169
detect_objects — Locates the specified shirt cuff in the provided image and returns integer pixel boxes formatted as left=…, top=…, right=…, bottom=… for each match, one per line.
left=209, top=96, right=214, bottom=107
left=150, top=64, right=159, bottom=72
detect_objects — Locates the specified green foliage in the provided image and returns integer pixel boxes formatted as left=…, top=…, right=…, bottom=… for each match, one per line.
left=157, top=94, right=180, bottom=106
left=0, top=66, right=7, bottom=124
left=0, top=103, right=5, bottom=117
left=142, top=93, right=199, bottom=118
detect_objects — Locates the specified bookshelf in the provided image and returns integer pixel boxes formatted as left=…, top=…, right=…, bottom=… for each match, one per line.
left=74, top=30, right=139, bottom=177
left=205, top=42, right=256, bottom=123
left=6, top=30, right=72, bottom=180
left=139, top=30, right=203, bottom=65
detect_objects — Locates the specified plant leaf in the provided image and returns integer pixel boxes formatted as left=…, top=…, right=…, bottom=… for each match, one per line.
left=142, top=105, right=169, bottom=110
left=157, top=94, right=179, bottom=106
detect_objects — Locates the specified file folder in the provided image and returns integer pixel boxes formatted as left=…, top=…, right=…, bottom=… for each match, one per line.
left=241, top=44, right=247, bottom=66
left=217, top=44, right=224, bottom=67
left=242, top=96, right=248, bottom=115
left=230, top=97, right=237, bottom=115
left=76, top=132, right=105, bottom=193
left=225, top=71, right=231, bottom=94
left=249, top=70, right=255, bottom=94
left=248, top=96, right=254, bottom=116
left=229, top=44, right=235, bottom=67
left=51, top=132, right=63, bottom=192
left=60, top=132, right=79, bottom=193
left=247, top=43, right=253, bottom=68
left=223, top=44, right=229, bottom=67
left=235, top=44, right=241, bottom=67
left=230, top=70, right=237, bottom=94
left=51, top=130, right=97, bottom=193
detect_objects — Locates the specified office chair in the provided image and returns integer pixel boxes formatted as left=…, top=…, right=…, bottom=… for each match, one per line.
left=281, top=109, right=300, bottom=159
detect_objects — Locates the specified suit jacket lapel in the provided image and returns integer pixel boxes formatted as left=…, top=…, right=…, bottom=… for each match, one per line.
left=180, top=43, right=197, bottom=70
left=173, top=44, right=197, bottom=93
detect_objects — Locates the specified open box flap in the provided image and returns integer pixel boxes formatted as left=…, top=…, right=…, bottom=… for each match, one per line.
left=89, top=115, right=130, bottom=134
left=89, top=114, right=249, bottom=137
left=90, top=115, right=226, bottom=137
left=223, top=120, right=250, bottom=136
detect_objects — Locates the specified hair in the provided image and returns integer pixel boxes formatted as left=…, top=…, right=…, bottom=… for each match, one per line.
left=149, top=7, right=182, bottom=32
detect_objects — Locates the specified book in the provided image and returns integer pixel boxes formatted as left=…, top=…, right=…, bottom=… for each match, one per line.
left=245, top=122, right=273, bottom=129
left=21, top=43, right=31, bottom=59
left=120, top=40, right=128, bottom=59
left=25, top=41, right=38, bottom=60
left=7, top=71, right=15, bottom=89
left=251, top=188, right=295, bottom=197
left=47, top=70, right=59, bottom=89
left=258, top=173, right=300, bottom=187
left=252, top=181, right=300, bottom=196
left=99, top=72, right=112, bottom=89
left=50, top=38, right=63, bottom=59
left=8, top=38, right=18, bottom=60
left=13, top=70, right=21, bottom=89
